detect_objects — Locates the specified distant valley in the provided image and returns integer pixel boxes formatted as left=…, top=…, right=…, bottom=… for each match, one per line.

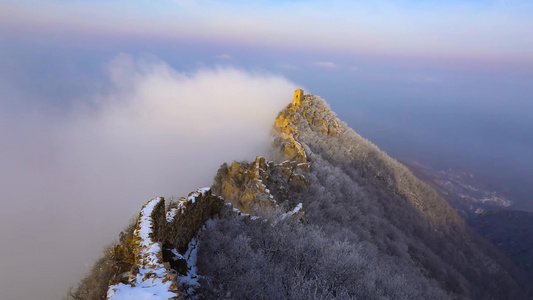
left=405, top=161, right=512, bottom=219
left=406, top=160, right=533, bottom=277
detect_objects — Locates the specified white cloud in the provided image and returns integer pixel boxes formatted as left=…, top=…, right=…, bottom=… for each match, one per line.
left=0, top=54, right=297, bottom=300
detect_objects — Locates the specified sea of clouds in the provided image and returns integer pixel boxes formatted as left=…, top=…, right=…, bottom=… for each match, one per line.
left=0, top=54, right=297, bottom=300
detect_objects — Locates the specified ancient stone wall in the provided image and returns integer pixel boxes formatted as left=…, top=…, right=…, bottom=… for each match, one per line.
left=106, top=188, right=224, bottom=299
left=165, top=188, right=224, bottom=253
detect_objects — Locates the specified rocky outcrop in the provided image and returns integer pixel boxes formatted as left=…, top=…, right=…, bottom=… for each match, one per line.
left=274, top=91, right=341, bottom=162
left=212, top=90, right=337, bottom=214
left=214, top=156, right=308, bottom=214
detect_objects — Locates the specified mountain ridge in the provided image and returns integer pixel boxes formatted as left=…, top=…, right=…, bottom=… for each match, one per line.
left=68, top=90, right=531, bottom=300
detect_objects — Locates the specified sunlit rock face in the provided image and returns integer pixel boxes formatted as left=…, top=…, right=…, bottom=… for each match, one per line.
left=213, top=156, right=308, bottom=215
left=274, top=89, right=341, bottom=162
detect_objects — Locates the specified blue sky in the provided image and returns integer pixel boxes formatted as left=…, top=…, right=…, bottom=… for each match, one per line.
left=2, top=0, right=533, bottom=63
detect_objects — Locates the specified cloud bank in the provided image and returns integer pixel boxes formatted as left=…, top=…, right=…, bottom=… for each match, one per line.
left=0, top=54, right=297, bottom=300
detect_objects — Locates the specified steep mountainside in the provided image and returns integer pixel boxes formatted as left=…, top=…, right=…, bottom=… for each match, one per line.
left=69, top=90, right=531, bottom=300
left=468, top=210, right=533, bottom=276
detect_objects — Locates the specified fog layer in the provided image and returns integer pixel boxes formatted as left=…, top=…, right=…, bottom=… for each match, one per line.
left=0, top=54, right=296, bottom=300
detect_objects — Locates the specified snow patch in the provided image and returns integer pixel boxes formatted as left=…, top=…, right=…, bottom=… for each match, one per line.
left=186, top=187, right=211, bottom=203
left=170, top=248, right=184, bottom=261
left=107, top=280, right=178, bottom=300
left=232, top=207, right=250, bottom=217
left=166, top=208, right=178, bottom=222
left=136, top=197, right=161, bottom=246
left=280, top=203, right=303, bottom=221
left=178, top=238, right=200, bottom=299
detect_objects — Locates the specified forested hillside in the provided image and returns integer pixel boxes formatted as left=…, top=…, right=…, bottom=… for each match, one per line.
left=68, top=92, right=531, bottom=300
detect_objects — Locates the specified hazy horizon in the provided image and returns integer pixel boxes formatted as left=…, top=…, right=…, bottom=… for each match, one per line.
left=1, top=1, right=532, bottom=299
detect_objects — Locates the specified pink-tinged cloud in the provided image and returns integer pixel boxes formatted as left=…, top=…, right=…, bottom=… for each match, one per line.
left=315, top=61, right=336, bottom=68
left=279, top=63, right=297, bottom=70
left=1, top=1, right=533, bottom=63
left=216, top=54, right=232, bottom=60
